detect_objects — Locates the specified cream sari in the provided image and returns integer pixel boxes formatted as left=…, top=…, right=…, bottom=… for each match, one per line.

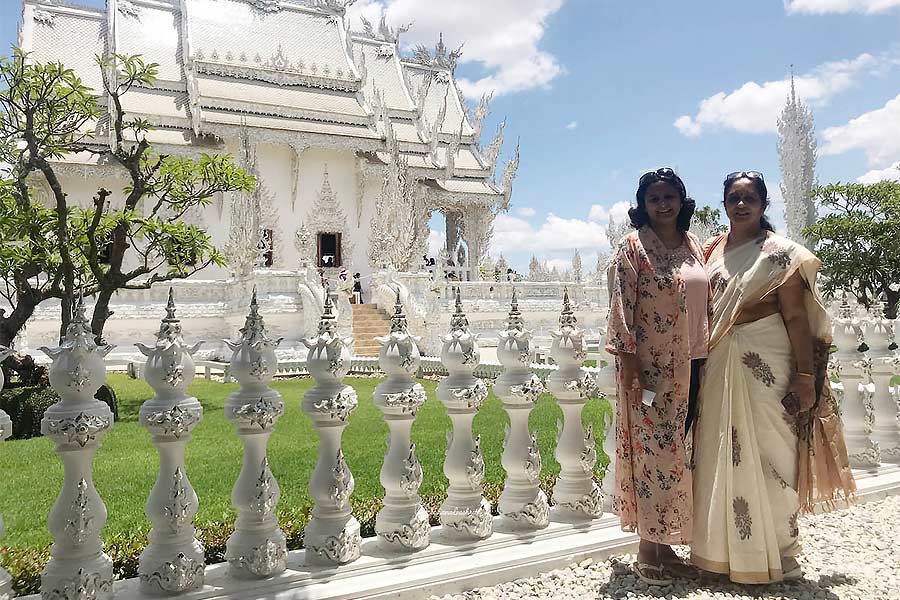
left=691, top=233, right=855, bottom=584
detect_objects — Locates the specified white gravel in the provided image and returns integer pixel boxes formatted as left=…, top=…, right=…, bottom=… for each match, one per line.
left=429, top=494, right=900, bottom=600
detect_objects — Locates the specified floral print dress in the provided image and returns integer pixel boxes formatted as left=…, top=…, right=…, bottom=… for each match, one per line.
left=605, top=226, right=706, bottom=544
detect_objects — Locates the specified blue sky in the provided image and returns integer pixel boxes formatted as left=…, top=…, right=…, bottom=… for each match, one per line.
left=3, top=0, right=900, bottom=273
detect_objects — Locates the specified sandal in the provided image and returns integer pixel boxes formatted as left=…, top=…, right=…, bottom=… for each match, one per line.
left=660, top=556, right=698, bottom=579
left=632, top=561, right=673, bottom=586
left=782, top=556, right=802, bottom=581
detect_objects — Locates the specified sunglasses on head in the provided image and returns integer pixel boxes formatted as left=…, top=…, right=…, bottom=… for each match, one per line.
left=724, top=171, right=764, bottom=185
left=639, top=167, right=678, bottom=187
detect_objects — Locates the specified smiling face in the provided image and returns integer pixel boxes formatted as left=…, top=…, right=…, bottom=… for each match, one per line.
left=643, top=181, right=682, bottom=229
left=724, top=178, right=765, bottom=228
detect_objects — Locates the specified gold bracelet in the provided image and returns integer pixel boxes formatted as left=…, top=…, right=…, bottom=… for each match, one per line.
left=795, top=372, right=814, bottom=378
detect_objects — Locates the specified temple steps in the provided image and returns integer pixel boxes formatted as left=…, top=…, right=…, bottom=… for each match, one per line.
left=351, top=303, right=391, bottom=357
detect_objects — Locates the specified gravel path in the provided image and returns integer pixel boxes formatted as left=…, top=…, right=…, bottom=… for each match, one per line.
left=430, top=494, right=900, bottom=600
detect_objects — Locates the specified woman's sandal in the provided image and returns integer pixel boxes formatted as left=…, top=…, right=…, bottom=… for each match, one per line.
left=660, top=556, right=699, bottom=579
left=782, top=556, right=803, bottom=581
left=632, top=561, right=674, bottom=586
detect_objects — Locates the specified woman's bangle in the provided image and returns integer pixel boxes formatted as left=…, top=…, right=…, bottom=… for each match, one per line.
left=795, top=372, right=814, bottom=378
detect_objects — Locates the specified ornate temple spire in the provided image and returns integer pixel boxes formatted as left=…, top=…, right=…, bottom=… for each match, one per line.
left=470, top=92, right=493, bottom=142
left=449, top=287, right=469, bottom=332
left=778, top=64, right=817, bottom=248
left=389, top=289, right=408, bottom=334
left=559, top=287, right=577, bottom=330
left=506, top=288, right=525, bottom=332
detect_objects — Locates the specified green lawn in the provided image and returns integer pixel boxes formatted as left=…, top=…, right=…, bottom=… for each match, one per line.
left=0, top=374, right=611, bottom=573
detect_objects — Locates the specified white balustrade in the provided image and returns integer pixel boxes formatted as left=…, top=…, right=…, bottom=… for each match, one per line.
left=136, top=289, right=206, bottom=594
left=493, top=289, right=548, bottom=530
left=866, top=303, right=900, bottom=462
left=373, top=291, right=430, bottom=551
left=0, top=345, right=15, bottom=600
left=224, top=289, right=288, bottom=578
left=546, top=289, right=603, bottom=519
left=436, top=288, right=492, bottom=540
left=38, top=299, right=116, bottom=599
left=832, top=299, right=880, bottom=468
left=301, top=296, right=361, bottom=565
left=594, top=359, right=618, bottom=513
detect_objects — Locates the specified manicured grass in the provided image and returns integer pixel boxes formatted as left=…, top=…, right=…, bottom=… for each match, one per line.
left=0, top=374, right=611, bottom=552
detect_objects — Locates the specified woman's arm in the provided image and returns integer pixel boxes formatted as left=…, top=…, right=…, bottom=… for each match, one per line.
left=605, top=240, right=641, bottom=394
left=777, top=271, right=816, bottom=411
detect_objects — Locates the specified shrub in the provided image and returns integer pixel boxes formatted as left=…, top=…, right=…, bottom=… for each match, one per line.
left=0, top=384, right=119, bottom=439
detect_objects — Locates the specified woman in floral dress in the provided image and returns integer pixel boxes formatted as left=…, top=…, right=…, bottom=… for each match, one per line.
left=690, top=171, right=855, bottom=583
left=606, top=168, right=708, bottom=585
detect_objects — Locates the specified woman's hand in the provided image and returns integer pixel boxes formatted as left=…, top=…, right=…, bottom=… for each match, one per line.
left=787, top=373, right=816, bottom=413
left=619, top=353, right=642, bottom=397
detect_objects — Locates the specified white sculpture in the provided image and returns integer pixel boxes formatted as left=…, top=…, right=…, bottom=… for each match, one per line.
left=301, top=295, right=361, bottom=565
left=136, top=289, right=206, bottom=593
left=373, top=291, right=430, bottom=550
left=547, top=289, right=603, bottom=519
left=832, top=299, right=880, bottom=468
left=38, top=299, right=115, bottom=599
left=436, top=288, right=492, bottom=539
left=865, top=303, right=900, bottom=462
left=494, top=290, right=548, bottom=530
left=224, top=289, right=288, bottom=578
left=593, top=356, right=618, bottom=512
left=778, top=73, right=817, bottom=248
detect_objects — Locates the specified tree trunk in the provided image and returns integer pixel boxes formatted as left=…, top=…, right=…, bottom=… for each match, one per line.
left=90, top=286, right=115, bottom=345
left=0, top=299, right=38, bottom=348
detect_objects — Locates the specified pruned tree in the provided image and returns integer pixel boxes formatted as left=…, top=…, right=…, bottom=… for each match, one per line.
left=803, top=180, right=900, bottom=317
left=0, top=49, right=253, bottom=347
left=691, top=205, right=727, bottom=243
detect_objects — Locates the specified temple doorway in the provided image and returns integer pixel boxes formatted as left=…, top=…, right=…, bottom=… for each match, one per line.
left=317, top=232, right=342, bottom=267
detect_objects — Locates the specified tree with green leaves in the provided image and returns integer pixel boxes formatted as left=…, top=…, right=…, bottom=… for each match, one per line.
left=0, top=49, right=254, bottom=348
left=691, top=205, right=727, bottom=243
left=803, top=179, right=900, bottom=318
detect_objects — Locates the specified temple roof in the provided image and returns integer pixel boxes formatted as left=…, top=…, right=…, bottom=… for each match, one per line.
left=20, top=0, right=514, bottom=204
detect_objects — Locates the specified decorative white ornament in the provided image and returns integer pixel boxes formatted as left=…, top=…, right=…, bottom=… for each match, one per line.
left=373, top=291, right=430, bottom=550
left=436, top=288, right=492, bottom=539
left=546, top=289, right=603, bottom=519
left=224, top=288, right=288, bottom=578
left=301, top=295, right=361, bottom=565
left=778, top=73, right=818, bottom=248
left=864, top=303, right=900, bottom=461
left=136, top=289, right=206, bottom=593
left=37, top=299, right=115, bottom=600
left=494, top=289, right=549, bottom=530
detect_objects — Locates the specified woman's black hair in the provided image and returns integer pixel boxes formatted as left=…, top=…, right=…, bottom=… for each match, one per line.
left=629, top=168, right=696, bottom=232
left=723, top=174, right=776, bottom=232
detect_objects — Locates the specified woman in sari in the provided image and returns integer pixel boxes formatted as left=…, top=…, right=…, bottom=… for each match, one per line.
left=691, top=171, right=855, bottom=584
left=606, top=168, right=708, bottom=585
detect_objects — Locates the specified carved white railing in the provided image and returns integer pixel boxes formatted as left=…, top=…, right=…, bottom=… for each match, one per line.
left=9, top=292, right=900, bottom=600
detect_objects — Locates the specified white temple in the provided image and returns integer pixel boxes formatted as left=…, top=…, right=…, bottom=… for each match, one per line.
left=14, top=0, right=608, bottom=358
left=20, top=0, right=518, bottom=279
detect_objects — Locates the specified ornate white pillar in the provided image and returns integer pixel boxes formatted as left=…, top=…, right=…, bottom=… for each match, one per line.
left=547, top=289, right=603, bottom=519
left=593, top=359, right=618, bottom=513
left=301, top=296, right=361, bottom=565
left=224, top=289, right=288, bottom=578
left=0, top=346, right=15, bottom=600
left=866, top=303, right=900, bottom=462
left=832, top=300, right=880, bottom=468
left=436, top=288, right=492, bottom=540
left=38, top=300, right=115, bottom=599
left=493, top=290, right=548, bottom=530
left=136, top=289, right=206, bottom=594
left=373, top=291, right=430, bottom=551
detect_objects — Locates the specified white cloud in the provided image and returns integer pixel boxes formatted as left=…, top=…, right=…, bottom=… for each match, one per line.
left=675, top=53, right=883, bottom=136
left=821, top=93, right=900, bottom=165
left=348, top=0, right=565, bottom=98
left=427, top=229, right=446, bottom=257
left=565, top=120, right=578, bottom=130
left=785, top=0, right=900, bottom=14
left=492, top=212, right=609, bottom=255
left=516, top=206, right=536, bottom=217
left=588, top=201, right=631, bottom=224
left=857, top=161, right=900, bottom=183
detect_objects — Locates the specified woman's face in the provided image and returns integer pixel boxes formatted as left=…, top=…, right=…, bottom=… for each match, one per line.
left=644, top=181, right=682, bottom=228
left=724, top=178, right=764, bottom=228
